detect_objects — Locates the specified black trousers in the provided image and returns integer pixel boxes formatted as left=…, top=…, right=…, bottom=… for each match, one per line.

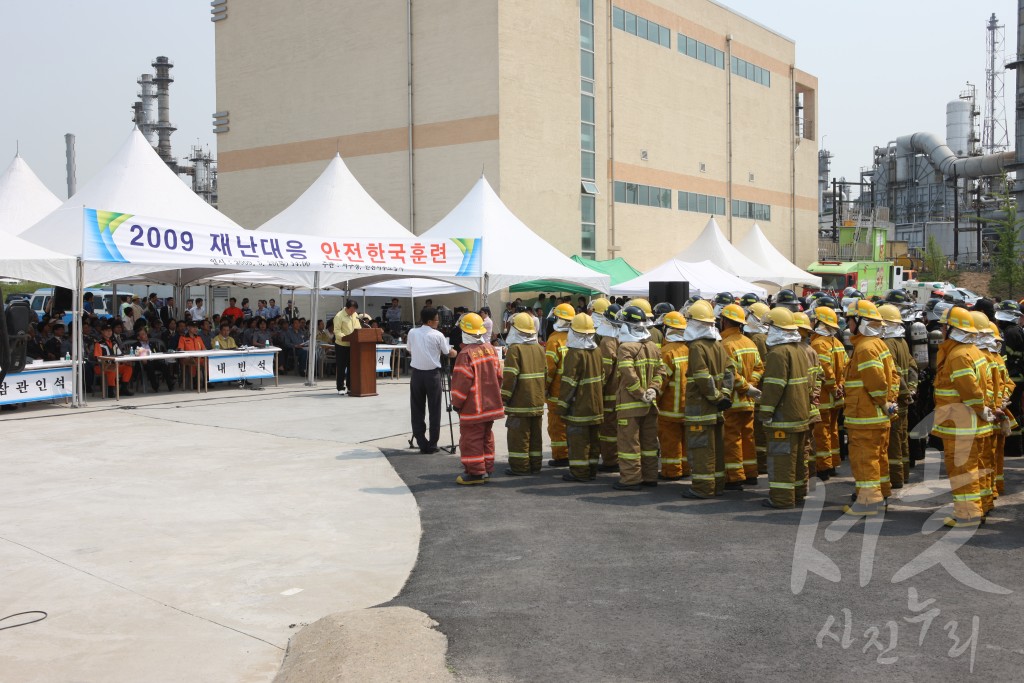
left=410, top=368, right=442, bottom=449
left=335, top=344, right=351, bottom=391
left=144, top=361, right=175, bottom=390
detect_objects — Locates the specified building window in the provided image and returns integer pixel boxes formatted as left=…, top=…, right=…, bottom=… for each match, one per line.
left=731, top=199, right=771, bottom=221
left=612, top=6, right=670, bottom=48
left=614, top=181, right=672, bottom=209
left=678, top=33, right=724, bottom=69
left=730, top=55, right=771, bottom=86
left=581, top=195, right=596, bottom=259
left=678, top=191, right=726, bottom=215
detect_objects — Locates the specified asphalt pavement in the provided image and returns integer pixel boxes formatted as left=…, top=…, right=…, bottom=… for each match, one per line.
left=384, top=448, right=1024, bottom=682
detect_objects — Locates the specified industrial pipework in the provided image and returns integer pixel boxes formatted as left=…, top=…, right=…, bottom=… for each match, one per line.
left=895, top=132, right=1015, bottom=179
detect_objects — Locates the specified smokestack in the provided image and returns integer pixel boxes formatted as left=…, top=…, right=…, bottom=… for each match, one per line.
left=137, top=73, right=159, bottom=147
left=1013, top=1, right=1024, bottom=208
left=64, top=133, right=76, bottom=198
left=151, top=56, right=176, bottom=167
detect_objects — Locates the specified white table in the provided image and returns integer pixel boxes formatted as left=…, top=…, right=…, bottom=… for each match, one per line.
left=0, top=360, right=74, bottom=406
left=99, top=347, right=281, bottom=400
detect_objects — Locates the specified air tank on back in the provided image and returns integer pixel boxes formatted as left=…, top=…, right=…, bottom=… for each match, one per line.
left=946, top=100, right=973, bottom=158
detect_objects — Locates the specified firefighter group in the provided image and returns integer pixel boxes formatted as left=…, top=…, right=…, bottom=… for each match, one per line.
left=445, top=289, right=1023, bottom=528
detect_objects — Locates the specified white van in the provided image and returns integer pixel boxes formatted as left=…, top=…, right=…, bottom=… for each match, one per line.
left=30, top=288, right=114, bottom=322
left=902, top=280, right=981, bottom=306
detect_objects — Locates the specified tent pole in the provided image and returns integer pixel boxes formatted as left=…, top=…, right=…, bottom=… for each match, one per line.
left=72, top=258, right=85, bottom=407
left=305, top=272, right=320, bottom=387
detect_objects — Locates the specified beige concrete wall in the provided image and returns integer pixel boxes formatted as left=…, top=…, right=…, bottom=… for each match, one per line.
left=495, top=0, right=584, bottom=257
left=215, top=0, right=500, bottom=232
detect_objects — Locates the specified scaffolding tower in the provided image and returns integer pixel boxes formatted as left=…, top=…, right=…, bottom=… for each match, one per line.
left=983, top=13, right=1009, bottom=154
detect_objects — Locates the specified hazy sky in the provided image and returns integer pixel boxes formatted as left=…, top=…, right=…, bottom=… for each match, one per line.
left=0, top=1, right=1018, bottom=198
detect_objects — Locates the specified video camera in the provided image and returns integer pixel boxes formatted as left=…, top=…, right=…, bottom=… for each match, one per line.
left=0, top=288, right=33, bottom=384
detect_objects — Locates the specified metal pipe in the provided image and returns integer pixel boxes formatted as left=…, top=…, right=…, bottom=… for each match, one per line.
left=306, top=272, right=320, bottom=386
left=789, top=65, right=797, bottom=261
left=607, top=0, right=617, bottom=258
left=896, top=132, right=1014, bottom=178
left=406, top=0, right=416, bottom=232
left=64, top=134, right=76, bottom=198
left=725, top=35, right=734, bottom=240
left=953, top=171, right=960, bottom=263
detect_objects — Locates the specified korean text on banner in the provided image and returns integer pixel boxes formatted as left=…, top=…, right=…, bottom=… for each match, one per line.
left=208, top=353, right=276, bottom=383
left=0, top=365, right=73, bottom=405
left=82, top=209, right=482, bottom=277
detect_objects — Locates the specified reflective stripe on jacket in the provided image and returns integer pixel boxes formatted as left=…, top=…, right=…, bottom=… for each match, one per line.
left=556, top=347, right=605, bottom=424
left=501, top=342, right=546, bottom=416
left=684, top=338, right=728, bottom=425
left=758, top=342, right=812, bottom=432
left=722, top=327, right=763, bottom=412
left=843, top=335, right=898, bottom=429
left=931, top=338, right=989, bottom=437
left=451, top=343, right=505, bottom=423
left=656, top=340, right=688, bottom=421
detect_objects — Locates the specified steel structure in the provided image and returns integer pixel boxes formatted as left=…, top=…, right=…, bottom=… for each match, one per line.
left=984, top=13, right=1009, bottom=155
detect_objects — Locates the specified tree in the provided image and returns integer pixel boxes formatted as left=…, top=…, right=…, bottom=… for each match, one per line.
left=981, top=177, right=1024, bottom=301
left=918, top=234, right=957, bottom=284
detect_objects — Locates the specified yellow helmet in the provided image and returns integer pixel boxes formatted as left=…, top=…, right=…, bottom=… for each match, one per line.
left=877, top=304, right=903, bottom=324
left=628, top=298, right=653, bottom=316
left=765, top=307, right=798, bottom=330
left=721, top=303, right=746, bottom=324
left=512, top=312, right=536, bottom=333
left=553, top=303, right=576, bottom=321
left=663, top=311, right=687, bottom=330
left=459, top=312, right=487, bottom=335
left=748, top=302, right=770, bottom=320
left=589, top=297, right=610, bottom=315
left=990, top=321, right=1002, bottom=340
left=813, top=306, right=840, bottom=330
left=846, top=299, right=883, bottom=321
left=570, top=312, right=596, bottom=334
left=792, top=311, right=812, bottom=331
left=686, top=299, right=716, bottom=323
left=944, top=306, right=977, bottom=333
left=970, top=311, right=992, bottom=334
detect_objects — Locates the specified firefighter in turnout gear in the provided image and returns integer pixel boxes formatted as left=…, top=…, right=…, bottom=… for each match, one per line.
left=745, top=302, right=771, bottom=476
left=557, top=313, right=605, bottom=482
left=629, top=299, right=661, bottom=347
left=613, top=305, right=666, bottom=490
left=809, top=301, right=847, bottom=479
left=843, top=299, right=900, bottom=516
left=451, top=313, right=505, bottom=485
left=987, top=321, right=1016, bottom=496
left=792, top=311, right=823, bottom=488
left=757, top=307, right=813, bottom=508
left=880, top=304, right=918, bottom=488
left=596, top=304, right=623, bottom=471
left=545, top=303, right=575, bottom=467
left=995, top=300, right=1024, bottom=459
left=681, top=300, right=732, bottom=499
left=720, top=303, right=764, bottom=486
left=502, top=313, right=547, bottom=476
left=657, top=311, right=690, bottom=480
left=932, top=306, right=992, bottom=526
left=971, top=312, right=1000, bottom=515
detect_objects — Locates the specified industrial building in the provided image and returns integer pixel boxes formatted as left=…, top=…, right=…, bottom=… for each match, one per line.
left=212, top=0, right=820, bottom=272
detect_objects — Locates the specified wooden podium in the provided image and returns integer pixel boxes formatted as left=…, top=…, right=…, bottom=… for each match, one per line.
left=344, top=327, right=383, bottom=397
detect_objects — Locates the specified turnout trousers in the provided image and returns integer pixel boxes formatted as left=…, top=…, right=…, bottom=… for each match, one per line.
left=617, top=412, right=659, bottom=486
left=506, top=415, right=543, bottom=474
left=755, top=418, right=767, bottom=474
left=686, top=421, right=725, bottom=497
left=978, top=434, right=995, bottom=514
left=887, top=407, right=910, bottom=487
left=848, top=426, right=890, bottom=506
left=567, top=423, right=601, bottom=480
left=599, top=408, right=618, bottom=467
left=941, top=434, right=984, bottom=521
left=766, top=429, right=808, bottom=508
left=723, top=410, right=754, bottom=483
left=546, top=402, right=568, bottom=462
left=813, top=408, right=840, bottom=473
left=995, top=431, right=1006, bottom=496
left=460, top=421, right=496, bottom=476
left=657, top=418, right=689, bottom=478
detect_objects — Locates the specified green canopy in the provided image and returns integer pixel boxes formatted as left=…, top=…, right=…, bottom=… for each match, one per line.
left=509, top=256, right=641, bottom=295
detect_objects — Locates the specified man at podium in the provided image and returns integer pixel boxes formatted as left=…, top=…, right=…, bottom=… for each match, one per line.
left=334, top=299, right=361, bottom=395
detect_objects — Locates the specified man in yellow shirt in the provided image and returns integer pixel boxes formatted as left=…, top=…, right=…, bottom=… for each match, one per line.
left=333, top=299, right=362, bottom=395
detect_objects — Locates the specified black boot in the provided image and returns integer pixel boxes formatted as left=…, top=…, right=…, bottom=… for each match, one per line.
left=120, top=383, right=134, bottom=397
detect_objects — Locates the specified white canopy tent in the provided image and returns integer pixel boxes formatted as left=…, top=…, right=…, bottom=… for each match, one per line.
left=610, top=259, right=767, bottom=299
left=673, top=217, right=777, bottom=284
left=0, top=230, right=77, bottom=289
left=737, top=223, right=821, bottom=288
left=0, top=155, right=61, bottom=235
left=21, top=128, right=252, bottom=287
left=403, top=176, right=609, bottom=298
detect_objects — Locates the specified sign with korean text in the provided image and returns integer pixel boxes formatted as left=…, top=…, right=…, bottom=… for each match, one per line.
left=0, top=365, right=73, bottom=405
left=375, top=348, right=393, bottom=373
left=82, top=209, right=481, bottom=277
left=207, top=352, right=276, bottom=383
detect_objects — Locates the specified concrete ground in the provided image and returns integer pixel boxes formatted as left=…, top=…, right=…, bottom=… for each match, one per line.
left=0, top=376, right=423, bottom=683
